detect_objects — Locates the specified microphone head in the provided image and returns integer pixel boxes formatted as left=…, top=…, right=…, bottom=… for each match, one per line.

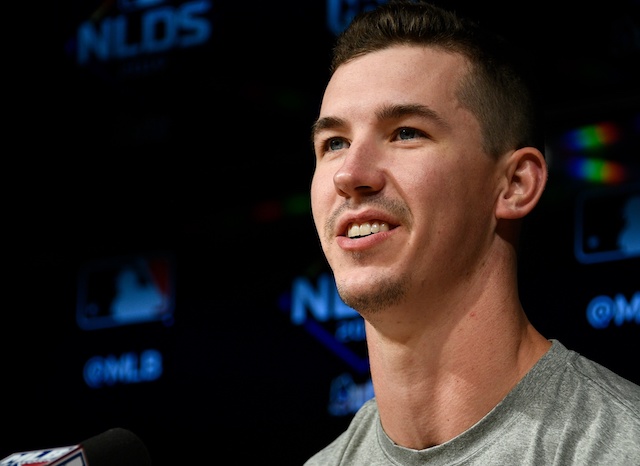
left=81, top=428, right=152, bottom=466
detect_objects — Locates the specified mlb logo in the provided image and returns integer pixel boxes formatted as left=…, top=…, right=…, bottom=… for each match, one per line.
left=574, top=183, right=640, bottom=264
left=76, top=253, right=175, bottom=330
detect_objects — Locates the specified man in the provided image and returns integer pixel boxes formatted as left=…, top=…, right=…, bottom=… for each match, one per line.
left=304, top=1, right=640, bottom=464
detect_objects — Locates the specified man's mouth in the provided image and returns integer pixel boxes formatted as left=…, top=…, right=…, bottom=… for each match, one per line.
left=347, top=221, right=390, bottom=238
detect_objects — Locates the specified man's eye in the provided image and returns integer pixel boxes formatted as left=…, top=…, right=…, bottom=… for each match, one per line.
left=397, top=127, right=420, bottom=140
left=327, top=138, right=348, bottom=151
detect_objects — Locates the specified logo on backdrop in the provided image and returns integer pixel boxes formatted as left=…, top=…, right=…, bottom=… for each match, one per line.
left=326, top=0, right=387, bottom=35
left=328, top=372, right=373, bottom=416
left=67, top=0, right=212, bottom=75
left=77, top=253, right=175, bottom=330
left=586, top=291, right=640, bottom=329
left=83, top=348, right=163, bottom=388
left=575, top=183, right=640, bottom=264
left=280, top=272, right=372, bottom=415
left=280, top=272, right=369, bottom=374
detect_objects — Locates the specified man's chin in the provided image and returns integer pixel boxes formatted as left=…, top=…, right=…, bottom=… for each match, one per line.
left=335, top=273, right=408, bottom=315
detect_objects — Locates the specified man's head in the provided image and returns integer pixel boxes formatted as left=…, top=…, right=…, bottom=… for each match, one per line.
left=310, top=1, right=547, bottom=319
left=329, top=0, right=544, bottom=159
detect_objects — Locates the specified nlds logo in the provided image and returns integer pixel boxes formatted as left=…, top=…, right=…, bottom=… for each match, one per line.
left=68, top=0, right=212, bottom=69
left=281, top=272, right=373, bottom=416
left=281, top=272, right=369, bottom=374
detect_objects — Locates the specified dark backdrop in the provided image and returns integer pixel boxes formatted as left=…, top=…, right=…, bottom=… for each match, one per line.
left=4, top=0, right=639, bottom=464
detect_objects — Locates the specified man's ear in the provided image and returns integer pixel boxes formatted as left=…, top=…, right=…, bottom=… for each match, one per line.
left=496, top=147, right=548, bottom=220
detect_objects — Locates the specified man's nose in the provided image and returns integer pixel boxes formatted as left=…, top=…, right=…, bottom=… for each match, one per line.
left=333, top=140, right=385, bottom=198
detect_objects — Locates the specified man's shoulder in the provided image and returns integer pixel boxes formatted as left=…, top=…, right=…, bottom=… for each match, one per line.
left=303, top=398, right=380, bottom=466
left=545, top=340, right=640, bottom=420
left=566, top=347, right=640, bottom=414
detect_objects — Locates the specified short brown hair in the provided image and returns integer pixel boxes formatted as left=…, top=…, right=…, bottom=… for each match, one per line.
left=330, top=0, right=545, bottom=158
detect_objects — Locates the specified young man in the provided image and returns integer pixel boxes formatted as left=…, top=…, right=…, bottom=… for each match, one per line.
left=305, top=1, right=640, bottom=464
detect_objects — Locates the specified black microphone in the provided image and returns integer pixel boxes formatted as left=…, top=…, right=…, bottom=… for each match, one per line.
left=0, top=428, right=152, bottom=466
left=82, top=428, right=151, bottom=466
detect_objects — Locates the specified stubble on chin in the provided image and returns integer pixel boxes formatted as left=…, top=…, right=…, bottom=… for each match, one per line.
left=336, top=272, right=408, bottom=316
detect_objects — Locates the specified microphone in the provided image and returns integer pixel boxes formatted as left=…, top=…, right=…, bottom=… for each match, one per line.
left=0, top=428, right=152, bottom=466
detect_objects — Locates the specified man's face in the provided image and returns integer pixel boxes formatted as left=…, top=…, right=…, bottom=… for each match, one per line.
left=310, top=45, right=502, bottom=317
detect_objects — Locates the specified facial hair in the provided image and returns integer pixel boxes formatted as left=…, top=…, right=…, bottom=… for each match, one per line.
left=324, top=195, right=412, bottom=315
left=336, top=272, right=409, bottom=315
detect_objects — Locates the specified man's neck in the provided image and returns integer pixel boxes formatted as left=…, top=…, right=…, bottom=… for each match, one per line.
left=365, top=302, right=551, bottom=450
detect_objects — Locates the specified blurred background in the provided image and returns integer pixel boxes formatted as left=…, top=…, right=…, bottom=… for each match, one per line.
left=4, top=0, right=639, bottom=464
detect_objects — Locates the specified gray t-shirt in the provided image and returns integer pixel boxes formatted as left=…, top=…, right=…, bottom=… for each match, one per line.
left=304, top=340, right=640, bottom=465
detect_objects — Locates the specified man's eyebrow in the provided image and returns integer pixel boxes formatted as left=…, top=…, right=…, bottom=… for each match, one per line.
left=311, top=103, right=450, bottom=143
left=377, top=103, right=449, bottom=129
left=311, top=116, right=347, bottom=142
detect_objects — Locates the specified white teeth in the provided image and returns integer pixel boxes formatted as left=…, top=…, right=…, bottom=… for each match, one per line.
left=347, top=221, right=389, bottom=238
